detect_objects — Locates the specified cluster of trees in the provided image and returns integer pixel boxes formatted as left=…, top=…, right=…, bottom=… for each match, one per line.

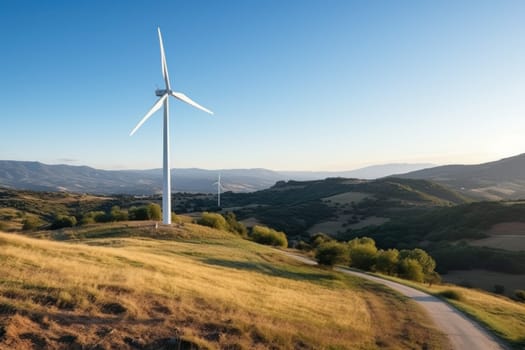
left=197, top=212, right=248, bottom=237
left=196, top=212, right=287, bottom=247
left=49, top=204, right=163, bottom=229
left=80, top=204, right=161, bottom=225
left=50, top=215, right=77, bottom=229
left=313, top=234, right=440, bottom=283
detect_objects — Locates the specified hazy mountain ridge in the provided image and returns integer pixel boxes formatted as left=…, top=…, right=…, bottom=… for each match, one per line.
left=398, top=153, right=525, bottom=200
left=0, top=160, right=433, bottom=195
left=3, top=154, right=525, bottom=198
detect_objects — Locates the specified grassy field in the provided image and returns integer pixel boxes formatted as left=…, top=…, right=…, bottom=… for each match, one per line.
left=442, top=269, right=525, bottom=298
left=323, top=192, right=370, bottom=205
left=469, top=235, right=525, bottom=251
left=0, top=222, right=449, bottom=350
left=369, top=272, right=525, bottom=349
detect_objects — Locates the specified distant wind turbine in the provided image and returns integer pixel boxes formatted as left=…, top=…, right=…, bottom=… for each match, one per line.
left=130, top=28, right=213, bottom=225
left=212, top=173, right=225, bottom=208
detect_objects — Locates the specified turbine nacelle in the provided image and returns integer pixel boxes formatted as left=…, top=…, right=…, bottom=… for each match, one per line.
left=155, top=89, right=170, bottom=97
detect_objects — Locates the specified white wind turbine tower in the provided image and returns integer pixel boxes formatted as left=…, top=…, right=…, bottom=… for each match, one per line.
left=212, top=173, right=225, bottom=208
left=130, top=28, right=213, bottom=225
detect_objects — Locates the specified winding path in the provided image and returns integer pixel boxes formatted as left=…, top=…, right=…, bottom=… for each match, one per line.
left=282, top=252, right=505, bottom=350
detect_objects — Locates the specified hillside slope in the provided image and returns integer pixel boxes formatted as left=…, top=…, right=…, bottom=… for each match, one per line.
left=0, top=223, right=448, bottom=349
left=222, top=177, right=469, bottom=239
left=0, top=161, right=284, bottom=194
left=399, top=153, right=525, bottom=200
left=0, top=160, right=437, bottom=195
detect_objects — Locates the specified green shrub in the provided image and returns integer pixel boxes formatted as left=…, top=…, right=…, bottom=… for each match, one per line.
left=251, top=225, right=288, bottom=247
left=399, top=248, right=436, bottom=275
left=22, top=216, right=40, bottom=231
left=129, top=206, right=150, bottom=220
left=438, top=289, right=464, bottom=301
left=398, top=258, right=424, bottom=282
left=375, top=249, right=399, bottom=275
left=224, top=212, right=248, bottom=237
left=51, top=215, right=77, bottom=229
left=147, top=203, right=162, bottom=221
left=311, top=232, right=332, bottom=248
left=110, top=206, right=128, bottom=221
left=315, top=241, right=349, bottom=267
left=348, top=237, right=378, bottom=270
left=197, top=212, right=229, bottom=231
left=81, top=211, right=108, bottom=225
left=514, top=289, right=525, bottom=302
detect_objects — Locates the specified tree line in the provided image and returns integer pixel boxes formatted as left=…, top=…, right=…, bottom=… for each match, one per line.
left=197, top=212, right=287, bottom=247
left=311, top=234, right=440, bottom=284
left=48, top=204, right=163, bottom=229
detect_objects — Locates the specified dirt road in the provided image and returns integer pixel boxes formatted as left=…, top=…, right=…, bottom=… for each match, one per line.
left=282, top=251, right=505, bottom=350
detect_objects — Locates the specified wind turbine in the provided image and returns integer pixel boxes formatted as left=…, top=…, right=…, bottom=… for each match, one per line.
left=212, top=173, right=225, bottom=208
left=130, top=28, right=213, bottom=225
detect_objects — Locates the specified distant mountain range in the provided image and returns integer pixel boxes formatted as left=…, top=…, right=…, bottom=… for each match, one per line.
left=1, top=154, right=525, bottom=198
left=399, top=153, right=525, bottom=200
left=0, top=160, right=433, bottom=195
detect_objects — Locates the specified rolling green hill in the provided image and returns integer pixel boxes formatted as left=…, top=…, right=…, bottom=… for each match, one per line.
left=399, top=153, right=525, bottom=200
left=220, top=177, right=469, bottom=240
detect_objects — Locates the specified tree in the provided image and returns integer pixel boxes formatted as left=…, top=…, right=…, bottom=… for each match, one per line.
left=311, top=232, right=333, bottom=248
left=51, top=215, right=77, bottom=229
left=425, top=271, right=441, bottom=287
left=348, top=237, right=378, bottom=270
left=110, top=206, right=128, bottom=221
left=315, top=241, right=349, bottom=267
left=375, top=249, right=399, bottom=275
left=400, top=248, right=436, bottom=276
left=398, top=258, right=424, bottom=282
left=147, top=203, right=162, bottom=220
left=348, top=237, right=375, bottom=247
left=129, top=206, right=150, bottom=220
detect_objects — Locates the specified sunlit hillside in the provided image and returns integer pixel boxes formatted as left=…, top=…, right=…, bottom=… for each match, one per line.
left=0, top=222, right=448, bottom=350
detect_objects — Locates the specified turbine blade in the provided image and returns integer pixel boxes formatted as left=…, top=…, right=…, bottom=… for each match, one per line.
left=171, top=91, right=214, bottom=115
left=158, top=27, right=171, bottom=90
left=129, top=94, right=168, bottom=136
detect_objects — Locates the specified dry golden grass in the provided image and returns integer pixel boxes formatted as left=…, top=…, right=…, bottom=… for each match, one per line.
left=372, top=273, right=525, bottom=348
left=0, top=208, right=24, bottom=231
left=0, top=224, right=449, bottom=349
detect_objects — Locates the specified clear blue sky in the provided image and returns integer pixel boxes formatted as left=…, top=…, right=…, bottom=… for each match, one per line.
left=1, top=0, right=524, bottom=171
